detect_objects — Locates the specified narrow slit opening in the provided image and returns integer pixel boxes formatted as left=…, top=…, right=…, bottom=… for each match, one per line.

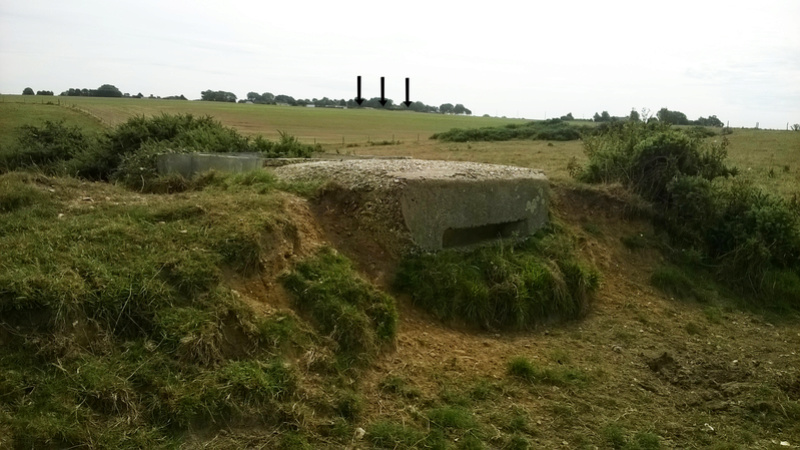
left=442, top=219, right=528, bottom=248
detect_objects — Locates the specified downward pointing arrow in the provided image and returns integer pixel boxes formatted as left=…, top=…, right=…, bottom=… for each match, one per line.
left=403, top=78, right=412, bottom=107
left=355, top=76, right=364, bottom=106
left=379, top=77, right=387, bottom=107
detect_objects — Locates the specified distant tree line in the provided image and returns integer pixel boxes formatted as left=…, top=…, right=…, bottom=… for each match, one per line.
left=200, top=90, right=237, bottom=102
left=585, top=108, right=724, bottom=127
left=22, top=88, right=55, bottom=96
left=21, top=83, right=469, bottom=114
left=228, top=91, right=471, bottom=114
left=59, top=84, right=124, bottom=98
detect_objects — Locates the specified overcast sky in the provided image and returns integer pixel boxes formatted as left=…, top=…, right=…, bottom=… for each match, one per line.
left=1, top=0, right=798, bottom=129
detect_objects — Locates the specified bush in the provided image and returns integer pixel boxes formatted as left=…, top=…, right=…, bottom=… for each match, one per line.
left=580, top=122, right=732, bottom=203
left=0, top=120, right=94, bottom=173
left=575, top=121, right=800, bottom=306
left=4, top=114, right=317, bottom=182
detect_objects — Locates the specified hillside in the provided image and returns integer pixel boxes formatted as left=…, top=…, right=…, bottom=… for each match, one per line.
left=1, top=99, right=799, bottom=449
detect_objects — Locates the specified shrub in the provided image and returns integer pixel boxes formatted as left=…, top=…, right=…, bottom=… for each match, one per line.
left=575, top=121, right=800, bottom=306
left=5, top=114, right=317, bottom=183
left=1, top=120, right=95, bottom=173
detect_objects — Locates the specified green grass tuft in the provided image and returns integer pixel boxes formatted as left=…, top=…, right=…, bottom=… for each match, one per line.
left=507, top=356, right=589, bottom=386
left=281, top=247, right=397, bottom=365
left=395, top=229, right=599, bottom=330
left=368, top=421, right=428, bottom=449
left=427, top=406, right=478, bottom=430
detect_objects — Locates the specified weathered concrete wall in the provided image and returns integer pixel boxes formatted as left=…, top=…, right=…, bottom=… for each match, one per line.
left=157, top=153, right=264, bottom=179
left=400, top=177, right=548, bottom=250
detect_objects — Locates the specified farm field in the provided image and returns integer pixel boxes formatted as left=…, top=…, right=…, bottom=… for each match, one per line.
left=2, top=96, right=798, bottom=189
left=0, top=95, right=525, bottom=144
left=1, top=97, right=799, bottom=449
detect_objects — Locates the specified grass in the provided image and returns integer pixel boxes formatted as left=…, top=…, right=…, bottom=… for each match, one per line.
left=507, top=356, right=589, bottom=386
left=0, top=171, right=314, bottom=446
left=602, top=424, right=662, bottom=450
left=395, top=229, right=600, bottom=330
left=367, top=421, right=428, bottom=449
left=0, top=100, right=105, bottom=149
left=650, top=265, right=706, bottom=301
left=281, top=247, right=398, bottom=366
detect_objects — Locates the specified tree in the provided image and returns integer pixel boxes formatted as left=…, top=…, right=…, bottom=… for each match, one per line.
left=261, top=92, right=275, bottom=103
left=560, top=112, right=574, bottom=121
left=629, top=109, right=640, bottom=122
left=36, top=90, right=54, bottom=96
left=246, top=92, right=262, bottom=102
left=201, top=90, right=236, bottom=102
left=363, top=97, right=392, bottom=108
left=22, top=87, right=34, bottom=95
left=593, top=112, right=602, bottom=122
left=695, top=115, right=724, bottom=127
left=792, top=124, right=800, bottom=132
left=657, top=108, right=689, bottom=125
left=601, top=111, right=611, bottom=122
left=453, top=104, right=466, bottom=114
left=94, top=84, right=122, bottom=98
left=440, top=103, right=454, bottom=114
left=274, top=94, right=296, bottom=105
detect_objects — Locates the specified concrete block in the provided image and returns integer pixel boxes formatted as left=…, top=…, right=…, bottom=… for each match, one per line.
left=399, top=176, right=548, bottom=250
left=157, top=153, right=264, bottom=179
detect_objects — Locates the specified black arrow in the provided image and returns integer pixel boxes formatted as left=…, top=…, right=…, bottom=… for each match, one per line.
left=355, top=76, right=364, bottom=106
left=403, top=78, right=412, bottom=107
left=379, top=77, right=387, bottom=106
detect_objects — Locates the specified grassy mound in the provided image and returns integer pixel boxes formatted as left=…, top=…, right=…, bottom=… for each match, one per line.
left=395, top=228, right=600, bottom=329
left=0, top=172, right=319, bottom=447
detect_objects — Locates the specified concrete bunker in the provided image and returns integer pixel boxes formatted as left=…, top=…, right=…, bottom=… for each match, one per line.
left=273, top=159, right=549, bottom=252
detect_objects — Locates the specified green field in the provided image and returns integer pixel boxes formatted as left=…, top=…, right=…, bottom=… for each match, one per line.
left=0, top=95, right=524, bottom=144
